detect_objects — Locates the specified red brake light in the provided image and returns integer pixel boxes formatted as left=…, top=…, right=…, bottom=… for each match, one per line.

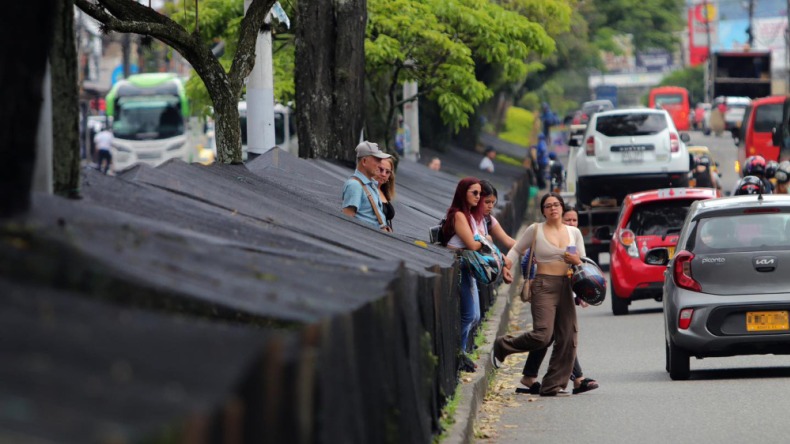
left=669, top=132, right=680, bottom=153
left=673, top=250, right=701, bottom=292
left=678, top=308, right=694, bottom=330
left=586, top=136, right=595, bottom=156
left=619, top=229, right=635, bottom=246
left=744, top=208, right=781, bottom=214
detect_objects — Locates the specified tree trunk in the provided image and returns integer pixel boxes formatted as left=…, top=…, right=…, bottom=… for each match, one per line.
left=51, top=0, right=82, bottom=198
left=295, top=0, right=366, bottom=162
left=0, top=1, right=57, bottom=217
left=212, top=95, right=243, bottom=164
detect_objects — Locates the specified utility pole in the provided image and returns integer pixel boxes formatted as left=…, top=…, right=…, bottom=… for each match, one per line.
left=244, top=0, right=275, bottom=158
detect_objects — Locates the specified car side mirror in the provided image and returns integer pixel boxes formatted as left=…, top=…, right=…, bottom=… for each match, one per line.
left=680, top=133, right=690, bottom=143
left=645, top=249, right=670, bottom=266
left=595, top=226, right=612, bottom=240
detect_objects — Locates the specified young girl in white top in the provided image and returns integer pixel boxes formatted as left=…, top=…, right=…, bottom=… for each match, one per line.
left=491, top=193, right=584, bottom=396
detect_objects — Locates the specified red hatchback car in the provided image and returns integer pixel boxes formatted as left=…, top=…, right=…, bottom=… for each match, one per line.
left=607, top=188, right=720, bottom=315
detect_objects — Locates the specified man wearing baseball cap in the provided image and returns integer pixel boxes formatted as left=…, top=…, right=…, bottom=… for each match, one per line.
left=341, top=141, right=392, bottom=230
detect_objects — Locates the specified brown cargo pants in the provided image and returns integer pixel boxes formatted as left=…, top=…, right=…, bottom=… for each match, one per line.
left=496, top=274, right=577, bottom=395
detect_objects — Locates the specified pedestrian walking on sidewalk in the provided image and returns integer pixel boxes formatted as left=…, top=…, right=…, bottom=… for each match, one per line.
left=517, top=206, right=599, bottom=395
left=93, top=126, right=114, bottom=174
left=491, top=192, right=583, bottom=396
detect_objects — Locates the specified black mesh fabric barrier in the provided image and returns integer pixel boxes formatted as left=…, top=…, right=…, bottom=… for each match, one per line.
left=0, top=146, right=531, bottom=443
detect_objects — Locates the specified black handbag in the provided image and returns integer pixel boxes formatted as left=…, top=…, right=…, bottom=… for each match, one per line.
left=428, top=218, right=446, bottom=244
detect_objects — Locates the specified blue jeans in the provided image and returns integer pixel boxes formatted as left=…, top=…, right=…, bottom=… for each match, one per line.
left=459, top=266, right=481, bottom=352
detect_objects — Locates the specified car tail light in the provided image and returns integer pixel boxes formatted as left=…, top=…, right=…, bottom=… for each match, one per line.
left=673, top=250, right=701, bottom=292
left=586, top=136, right=595, bottom=156
left=678, top=308, right=694, bottom=330
left=619, top=229, right=639, bottom=258
left=744, top=208, right=781, bottom=214
left=669, top=132, right=680, bottom=152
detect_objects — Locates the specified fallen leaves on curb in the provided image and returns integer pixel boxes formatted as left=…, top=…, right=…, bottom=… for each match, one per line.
left=474, top=297, right=543, bottom=442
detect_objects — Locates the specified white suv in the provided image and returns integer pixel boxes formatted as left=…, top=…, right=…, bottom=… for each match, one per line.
left=570, top=108, right=692, bottom=207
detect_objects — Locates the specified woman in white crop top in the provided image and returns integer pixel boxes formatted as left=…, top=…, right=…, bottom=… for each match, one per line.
left=491, top=192, right=585, bottom=396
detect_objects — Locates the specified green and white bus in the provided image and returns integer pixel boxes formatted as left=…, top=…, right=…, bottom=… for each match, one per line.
left=106, top=73, right=190, bottom=170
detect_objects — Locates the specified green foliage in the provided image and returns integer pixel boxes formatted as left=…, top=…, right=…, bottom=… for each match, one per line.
left=366, top=0, right=554, bottom=132
left=589, top=0, right=685, bottom=51
left=658, top=65, right=705, bottom=105
left=163, top=0, right=295, bottom=117
left=433, top=388, right=460, bottom=443
left=498, top=106, right=534, bottom=147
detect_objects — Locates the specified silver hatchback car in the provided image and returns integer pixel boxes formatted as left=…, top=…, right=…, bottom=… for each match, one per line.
left=663, top=194, right=790, bottom=380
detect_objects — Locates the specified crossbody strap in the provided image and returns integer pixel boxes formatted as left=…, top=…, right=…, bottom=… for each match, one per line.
left=526, top=223, right=538, bottom=277
left=351, top=176, right=386, bottom=227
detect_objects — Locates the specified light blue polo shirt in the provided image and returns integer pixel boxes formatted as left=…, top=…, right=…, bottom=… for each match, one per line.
left=342, top=170, right=384, bottom=228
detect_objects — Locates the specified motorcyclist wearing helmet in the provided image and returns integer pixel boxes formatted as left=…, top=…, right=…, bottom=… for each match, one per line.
left=765, top=160, right=779, bottom=189
left=774, top=160, right=790, bottom=194
left=742, top=155, right=774, bottom=192
left=733, top=175, right=769, bottom=195
left=548, top=152, right=564, bottom=192
left=690, top=155, right=719, bottom=189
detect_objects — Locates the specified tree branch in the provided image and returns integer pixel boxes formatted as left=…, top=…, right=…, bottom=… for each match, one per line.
left=75, top=0, right=194, bottom=57
left=228, top=0, right=277, bottom=93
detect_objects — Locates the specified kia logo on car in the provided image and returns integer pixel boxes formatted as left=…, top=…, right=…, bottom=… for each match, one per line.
left=753, top=256, right=777, bottom=271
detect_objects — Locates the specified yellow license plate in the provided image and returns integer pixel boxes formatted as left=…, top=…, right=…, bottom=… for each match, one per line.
left=746, top=311, right=790, bottom=332
left=667, top=246, right=676, bottom=259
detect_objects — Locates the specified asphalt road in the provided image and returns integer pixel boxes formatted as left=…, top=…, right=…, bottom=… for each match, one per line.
left=476, top=131, right=790, bottom=443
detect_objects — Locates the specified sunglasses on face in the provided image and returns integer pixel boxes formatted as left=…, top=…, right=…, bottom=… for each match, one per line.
left=543, top=202, right=562, bottom=209
left=469, top=190, right=480, bottom=196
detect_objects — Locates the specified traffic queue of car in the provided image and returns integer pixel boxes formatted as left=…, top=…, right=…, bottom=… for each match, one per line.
left=603, top=180, right=790, bottom=380
left=567, top=98, right=790, bottom=380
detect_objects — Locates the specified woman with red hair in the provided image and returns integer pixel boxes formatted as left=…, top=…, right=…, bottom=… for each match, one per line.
left=441, top=177, right=488, bottom=371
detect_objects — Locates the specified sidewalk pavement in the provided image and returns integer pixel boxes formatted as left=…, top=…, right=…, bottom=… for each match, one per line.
left=444, top=200, right=541, bottom=444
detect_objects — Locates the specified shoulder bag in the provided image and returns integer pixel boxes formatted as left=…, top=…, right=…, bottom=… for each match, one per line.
left=518, top=223, right=538, bottom=302
left=351, top=177, right=392, bottom=232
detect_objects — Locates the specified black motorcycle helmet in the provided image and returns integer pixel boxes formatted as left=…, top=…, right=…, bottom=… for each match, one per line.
left=571, top=257, right=607, bottom=306
left=775, top=161, right=790, bottom=184
left=765, top=160, right=779, bottom=179
left=734, top=175, right=766, bottom=195
left=742, top=155, right=766, bottom=177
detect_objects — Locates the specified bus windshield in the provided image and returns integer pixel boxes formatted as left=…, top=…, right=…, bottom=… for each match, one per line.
left=655, top=94, right=683, bottom=106
left=113, top=96, right=184, bottom=140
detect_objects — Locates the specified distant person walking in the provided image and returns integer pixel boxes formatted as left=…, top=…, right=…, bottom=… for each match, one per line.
left=540, top=102, right=558, bottom=138
left=428, top=157, right=442, bottom=171
left=534, top=134, right=549, bottom=189
left=341, top=141, right=393, bottom=231
left=93, top=127, right=114, bottom=174
left=479, top=147, right=496, bottom=173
